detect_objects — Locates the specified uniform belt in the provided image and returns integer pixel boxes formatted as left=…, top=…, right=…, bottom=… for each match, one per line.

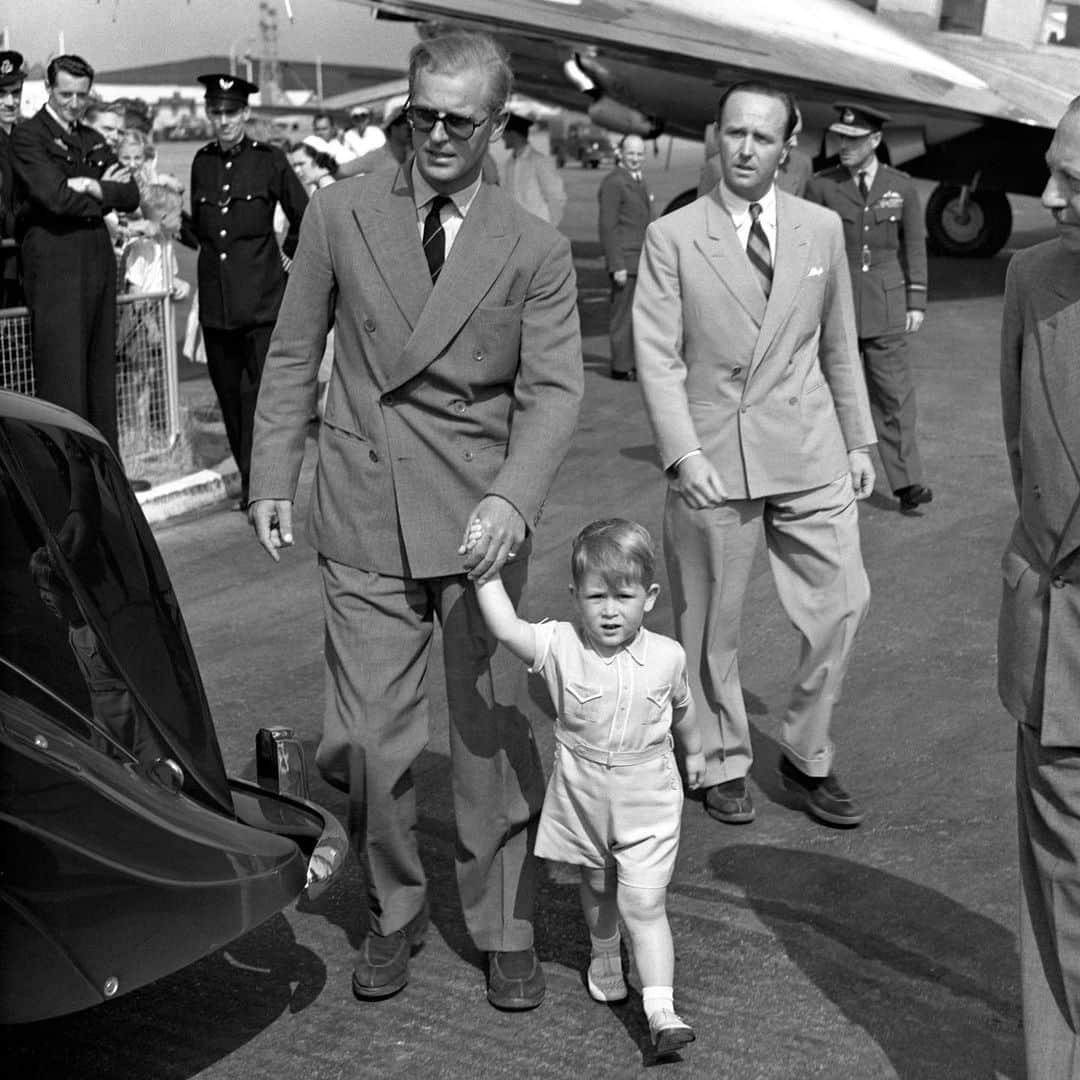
left=554, top=728, right=672, bottom=767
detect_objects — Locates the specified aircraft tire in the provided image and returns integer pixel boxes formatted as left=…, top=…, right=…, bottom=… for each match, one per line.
left=925, top=184, right=1012, bottom=258
left=662, top=187, right=698, bottom=216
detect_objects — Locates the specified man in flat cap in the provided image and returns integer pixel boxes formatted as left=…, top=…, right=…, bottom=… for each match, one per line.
left=12, top=54, right=140, bottom=450
left=502, top=113, right=566, bottom=225
left=0, top=49, right=26, bottom=305
left=188, top=73, right=308, bottom=508
left=342, top=104, right=386, bottom=159
left=805, top=103, right=931, bottom=515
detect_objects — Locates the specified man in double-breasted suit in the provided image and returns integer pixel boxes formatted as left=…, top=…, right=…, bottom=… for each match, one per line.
left=805, top=104, right=931, bottom=514
left=635, top=81, right=876, bottom=829
left=598, top=134, right=653, bottom=380
left=249, top=32, right=583, bottom=1011
left=999, top=97, right=1080, bottom=1079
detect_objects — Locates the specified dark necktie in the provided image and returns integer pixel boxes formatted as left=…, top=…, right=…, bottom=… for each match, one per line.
left=858, top=171, right=869, bottom=201
left=746, top=202, right=772, bottom=299
left=422, top=194, right=452, bottom=283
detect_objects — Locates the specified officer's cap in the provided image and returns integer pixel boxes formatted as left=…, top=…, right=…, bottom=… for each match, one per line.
left=829, top=102, right=890, bottom=137
left=0, top=51, right=26, bottom=90
left=350, top=104, right=372, bottom=118
left=504, top=113, right=532, bottom=137
left=198, top=73, right=258, bottom=107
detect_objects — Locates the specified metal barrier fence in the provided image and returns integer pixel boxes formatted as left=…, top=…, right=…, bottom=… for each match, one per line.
left=0, top=238, right=182, bottom=471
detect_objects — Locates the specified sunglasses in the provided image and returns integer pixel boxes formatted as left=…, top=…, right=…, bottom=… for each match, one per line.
left=404, top=103, right=492, bottom=140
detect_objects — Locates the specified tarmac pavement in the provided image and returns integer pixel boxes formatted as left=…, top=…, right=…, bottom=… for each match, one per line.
left=3, top=148, right=1059, bottom=1078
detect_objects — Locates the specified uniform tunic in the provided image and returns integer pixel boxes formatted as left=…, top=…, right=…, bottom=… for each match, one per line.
left=529, top=621, right=690, bottom=886
left=804, top=161, right=928, bottom=492
left=12, top=109, right=140, bottom=450
left=189, top=136, right=307, bottom=492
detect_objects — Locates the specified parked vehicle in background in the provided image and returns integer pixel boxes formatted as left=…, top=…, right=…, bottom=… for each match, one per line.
left=549, top=114, right=617, bottom=168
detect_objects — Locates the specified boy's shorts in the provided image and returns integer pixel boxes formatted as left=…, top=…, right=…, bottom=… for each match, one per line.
left=534, top=736, right=683, bottom=888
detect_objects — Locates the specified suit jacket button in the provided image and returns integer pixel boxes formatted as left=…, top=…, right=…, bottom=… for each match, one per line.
left=464, top=450, right=474, bottom=461
left=219, top=252, right=227, bottom=261
left=731, top=365, right=743, bottom=377
left=473, top=348, right=483, bottom=361
left=789, top=396, right=797, bottom=405
left=369, top=449, right=379, bottom=463
left=454, top=401, right=466, bottom=413
left=1053, top=576, right=1067, bottom=589
left=382, top=392, right=394, bottom=406
left=364, top=318, right=376, bottom=332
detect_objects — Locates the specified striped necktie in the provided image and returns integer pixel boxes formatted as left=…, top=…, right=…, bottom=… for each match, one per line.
left=746, top=202, right=772, bottom=298
left=422, top=194, right=452, bottom=283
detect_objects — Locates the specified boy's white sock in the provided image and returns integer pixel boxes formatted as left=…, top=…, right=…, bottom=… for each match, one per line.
left=589, top=928, right=621, bottom=956
left=641, top=985, right=675, bottom=1020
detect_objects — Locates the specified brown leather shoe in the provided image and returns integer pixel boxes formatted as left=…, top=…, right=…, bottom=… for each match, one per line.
left=704, top=778, right=755, bottom=824
left=779, top=756, right=864, bottom=827
left=351, top=904, right=428, bottom=1000
left=487, top=947, right=546, bottom=1010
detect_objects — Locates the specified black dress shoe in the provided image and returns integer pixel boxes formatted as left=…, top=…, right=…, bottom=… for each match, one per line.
left=896, top=484, right=933, bottom=514
left=352, top=904, right=429, bottom=1000
left=778, top=756, right=864, bottom=827
left=487, top=947, right=545, bottom=1010
left=703, top=777, right=755, bottom=824
left=611, top=369, right=637, bottom=381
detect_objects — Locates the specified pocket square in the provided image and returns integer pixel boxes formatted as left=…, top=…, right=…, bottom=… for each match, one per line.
left=807, top=266, right=824, bottom=277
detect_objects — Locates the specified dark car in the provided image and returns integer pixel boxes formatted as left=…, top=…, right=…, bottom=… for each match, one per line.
left=552, top=121, right=617, bottom=169
left=0, top=391, right=346, bottom=1025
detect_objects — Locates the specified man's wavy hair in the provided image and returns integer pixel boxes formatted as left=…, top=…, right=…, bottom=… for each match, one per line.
left=408, top=31, right=513, bottom=115
left=47, top=54, right=94, bottom=89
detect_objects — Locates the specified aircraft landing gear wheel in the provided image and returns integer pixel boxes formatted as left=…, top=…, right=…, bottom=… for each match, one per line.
left=925, top=184, right=1011, bottom=258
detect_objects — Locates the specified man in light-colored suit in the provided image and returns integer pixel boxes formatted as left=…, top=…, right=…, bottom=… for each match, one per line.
left=634, top=81, right=876, bottom=829
left=502, top=113, right=566, bottom=225
left=999, top=97, right=1080, bottom=1079
left=598, top=133, right=654, bottom=380
left=249, top=31, right=583, bottom=1011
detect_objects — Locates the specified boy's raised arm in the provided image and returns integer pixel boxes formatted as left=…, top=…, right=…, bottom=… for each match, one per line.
left=475, top=575, right=537, bottom=666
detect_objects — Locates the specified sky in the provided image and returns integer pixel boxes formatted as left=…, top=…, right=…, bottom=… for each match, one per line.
left=4, top=0, right=420, bottom=72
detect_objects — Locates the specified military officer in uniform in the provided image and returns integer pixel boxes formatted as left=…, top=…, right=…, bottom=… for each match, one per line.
left=805, top=103, right=931, bottom=514
left=189, top=73, right=308, bottom=508
left=0, top=50, right=26, bottom=306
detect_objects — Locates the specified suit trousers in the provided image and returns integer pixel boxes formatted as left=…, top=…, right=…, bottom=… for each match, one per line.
left=202, top=323, right=273, bottom=496
left=664, top=474, right=870, bottom=786
left=1017, top=721, right=1080, bottom=1079
left=609, top=273, right=637, bottom=376
left=22, top=225, right=119, bottom=451
left=860, top=332, right=923, bottom=493
left=316, top=555, right=545, bottom=950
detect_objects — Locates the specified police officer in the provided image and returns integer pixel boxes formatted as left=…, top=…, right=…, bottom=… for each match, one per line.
left=190, top=73, right=308, bottom=508
left=0, top=50, right=26, bottom=306
left=805, top=103, right=931, bottom=514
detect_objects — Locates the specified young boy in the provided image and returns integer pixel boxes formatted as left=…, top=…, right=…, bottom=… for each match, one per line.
left=472, top=518, right=705, bottom=1054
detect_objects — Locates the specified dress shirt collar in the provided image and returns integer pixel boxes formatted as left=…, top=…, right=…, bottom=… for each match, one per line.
left=719, top=177, right=776, bottom=229
left=848, top=155, right=879, bottom=190
left=45, top=103, right=71, bottom=134
left=411, top=160, right=483, bottom=218
left=586, top=626, right=648, bottom=667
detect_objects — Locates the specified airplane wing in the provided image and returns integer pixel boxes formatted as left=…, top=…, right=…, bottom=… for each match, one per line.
left=344, top=0, right=1024, bottom=124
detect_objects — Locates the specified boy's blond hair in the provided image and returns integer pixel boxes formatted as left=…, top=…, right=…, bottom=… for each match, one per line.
left=571, top=518, right=656, bottom=589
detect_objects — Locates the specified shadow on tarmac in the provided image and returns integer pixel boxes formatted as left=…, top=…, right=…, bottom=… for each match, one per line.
left=709, top=844, right=1024, bottom=1079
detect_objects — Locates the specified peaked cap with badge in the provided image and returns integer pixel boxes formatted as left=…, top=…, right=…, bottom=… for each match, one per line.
left=0, top=51, right=26, bottom=90
left=198, top=73, right=259, bottom=108
left=828, top=102, right=890, bottom=138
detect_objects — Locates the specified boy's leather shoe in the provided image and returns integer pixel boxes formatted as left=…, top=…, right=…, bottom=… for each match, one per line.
left=649, top=1010, right=696, bottom=1055
left=351, top=904, right=429, bottom=1000
left=704, top=777, right=755, bottom=824
left=896, top=484, right=933, bottom=514
left=487, top=947, right=545, bottom=1010
left=779, top=756, right=864, bottom=827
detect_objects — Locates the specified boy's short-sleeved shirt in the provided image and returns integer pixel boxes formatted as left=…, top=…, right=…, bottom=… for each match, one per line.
left=529, top=621, right=690, bottom=754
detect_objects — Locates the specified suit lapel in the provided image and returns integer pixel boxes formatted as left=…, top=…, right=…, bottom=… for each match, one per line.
left=695, top=190, right=767, bottom=325
left=353, top=166, right=432, bottom=333
left=751, top=194, right=810, bottom=369
left=392, top=183, right=517, bottom=390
